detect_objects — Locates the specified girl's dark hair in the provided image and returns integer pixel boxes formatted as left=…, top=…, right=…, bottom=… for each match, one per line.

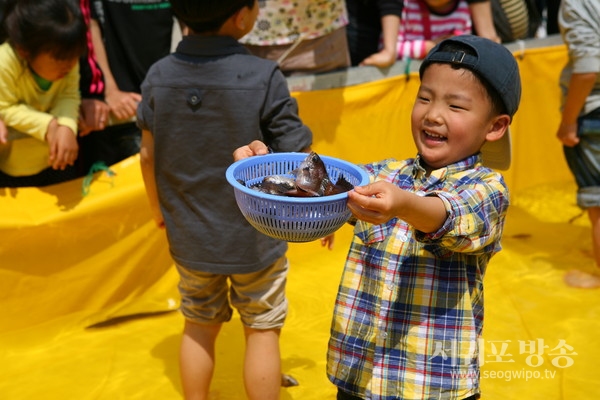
left=1, top=0, right=87, bottom=61
left=170, top=0, right=255, bottom=34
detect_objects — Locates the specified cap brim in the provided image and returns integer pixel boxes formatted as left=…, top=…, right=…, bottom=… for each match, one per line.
left=480, top=128, right=511, bottom=170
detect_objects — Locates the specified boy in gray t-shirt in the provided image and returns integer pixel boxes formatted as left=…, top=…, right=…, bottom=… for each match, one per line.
left=137, top=0, right=312, bottom=398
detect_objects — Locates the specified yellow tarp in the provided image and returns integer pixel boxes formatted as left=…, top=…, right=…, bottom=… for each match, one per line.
left=2, top=43, right=599, bottom=399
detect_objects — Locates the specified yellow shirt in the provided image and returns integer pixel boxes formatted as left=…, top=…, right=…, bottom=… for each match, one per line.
left=0, top=43, right=80, bottom=176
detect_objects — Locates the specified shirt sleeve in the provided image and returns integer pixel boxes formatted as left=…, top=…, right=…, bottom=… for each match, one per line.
left=415, top=174, right=510, bottom=254
left=136, top=68, right=154, bottom=133
left=377, top=0, right=404, bottom=18
left=0, top=53, right=79, bottom=140
left=559, top=0, right=600, bottom=75
left=50, top=64, right=81, bottom=134
left=260, top=67, right=313, bottom=152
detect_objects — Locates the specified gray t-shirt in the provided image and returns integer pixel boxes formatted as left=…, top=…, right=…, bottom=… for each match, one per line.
left=137, top=35, right=312, bottom=274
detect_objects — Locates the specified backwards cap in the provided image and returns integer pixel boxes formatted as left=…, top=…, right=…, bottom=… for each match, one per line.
left=419, top=35, right=522, bottom=170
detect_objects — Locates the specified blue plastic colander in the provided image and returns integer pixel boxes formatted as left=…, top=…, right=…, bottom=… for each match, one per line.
left=226, top=152, right=370, bottom=242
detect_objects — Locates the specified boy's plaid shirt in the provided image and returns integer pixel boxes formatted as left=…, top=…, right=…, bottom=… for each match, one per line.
left=327, top=155, right=509, bottom=399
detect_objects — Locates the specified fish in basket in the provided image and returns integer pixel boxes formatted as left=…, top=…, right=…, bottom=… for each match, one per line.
left=225, top=152, right=370, bottom=242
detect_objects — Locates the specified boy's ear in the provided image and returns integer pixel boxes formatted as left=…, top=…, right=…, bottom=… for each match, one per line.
left=485, top=114, right=511, bottom=142
left=232, top=6, right=250, bottom=31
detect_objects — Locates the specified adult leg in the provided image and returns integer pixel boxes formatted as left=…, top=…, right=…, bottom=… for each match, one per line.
left=562, top=122, right=600, bottom=289
left=564, top=206, right=600, bottom=288
left=243, top=326, right=282, bottom=400
left=179, top=320, right=222, bottom=400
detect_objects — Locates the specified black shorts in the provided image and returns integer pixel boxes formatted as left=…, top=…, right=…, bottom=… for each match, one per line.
left=563, top=108, right=600, bottom=208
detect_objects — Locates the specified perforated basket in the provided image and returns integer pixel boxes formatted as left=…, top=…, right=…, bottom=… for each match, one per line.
left=226, top=153, right=370, bottom=242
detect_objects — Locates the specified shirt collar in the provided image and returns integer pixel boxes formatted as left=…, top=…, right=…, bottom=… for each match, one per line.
left=175, top=35, right=250, bottom=57
left=412, top=153, right=484, bottom=180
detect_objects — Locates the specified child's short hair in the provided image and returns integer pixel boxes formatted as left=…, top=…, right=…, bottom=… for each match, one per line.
left=170, top=0, right=256, bottom=33
left=1, top=0, right=87, bottom=61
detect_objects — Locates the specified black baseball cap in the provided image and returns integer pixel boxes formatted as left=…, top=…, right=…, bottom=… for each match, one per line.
left=419, top=35, right=522, bottom=170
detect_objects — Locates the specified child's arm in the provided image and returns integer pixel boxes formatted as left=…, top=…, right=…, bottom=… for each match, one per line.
left=468, top=0, right=500, bottom=43
left=45, top=119, right=78, bottom=170
left=347, top=180, right=447, bottom=233
left=140, top=129, right=165, bottom=228
left=360, top=0, right=402, bottom=66
left=360, top=15, right=400, bottom=67
left=89, top=18, right=141, bottom=121
left=556, top=72, right=598, bottom=147
left=0, top=62, right=80, bottom=143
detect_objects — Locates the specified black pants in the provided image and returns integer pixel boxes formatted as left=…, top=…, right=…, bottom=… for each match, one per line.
left=337, top=389, right=481, bottom=400
left=345, top=0, right=383, bottom=66
left=0, top=164, right=80, bottom=188
left=77, top=122, right=141, bottom=175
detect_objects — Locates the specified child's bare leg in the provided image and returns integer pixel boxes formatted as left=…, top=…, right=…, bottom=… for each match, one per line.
left=565, top=206, right=600, bottom=289
left=243, top=326, right=281, bottom=400
left=179, top=320, right=221, bottom=400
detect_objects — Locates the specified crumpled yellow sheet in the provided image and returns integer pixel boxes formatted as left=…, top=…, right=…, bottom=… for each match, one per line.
left=2, top=43, right=599, bottom=399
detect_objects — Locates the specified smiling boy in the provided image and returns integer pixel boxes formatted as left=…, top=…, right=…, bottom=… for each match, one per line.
left=327, top=35, right=521, bottom=400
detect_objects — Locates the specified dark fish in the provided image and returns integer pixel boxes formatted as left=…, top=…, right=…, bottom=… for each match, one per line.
left=250, top=151, right=354, bottom=197
left=291, top=151, right=331, bottom=196
left=325, top=174, right=354, bottom=196
left=255, top=175, right=296, bottom=195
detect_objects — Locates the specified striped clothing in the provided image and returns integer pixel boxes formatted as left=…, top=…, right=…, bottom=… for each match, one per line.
left=397, top=0, right=472, bottom=60
left=497, top=0, right=529, bottom=40
left=327, top=154, right=509, bottom=399
left=79, top=0, right=104, bottom=98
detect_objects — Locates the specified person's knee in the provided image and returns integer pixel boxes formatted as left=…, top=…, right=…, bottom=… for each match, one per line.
left=243, top=326, right=281, bottom=338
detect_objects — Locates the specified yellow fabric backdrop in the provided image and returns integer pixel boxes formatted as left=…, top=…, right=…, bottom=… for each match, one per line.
left=2, top=43, right=599, bottom=399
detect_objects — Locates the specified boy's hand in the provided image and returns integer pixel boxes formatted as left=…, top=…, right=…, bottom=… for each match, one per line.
left=233, top=140, right=269, bottom=161
left=105, top=89, right=141, bottom=121
left=79, top=98, right=111, bottom=136
left=556, top=121, right=580, bottom=147
left=320, top=234, right=335, bottom=250
left=347, top=181, right=401, bottom=225
left=46, top=121, right=78, bottom=170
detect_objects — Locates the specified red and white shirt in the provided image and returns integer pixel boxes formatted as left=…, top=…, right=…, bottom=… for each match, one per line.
left=397, top=0, right=472, bottom=60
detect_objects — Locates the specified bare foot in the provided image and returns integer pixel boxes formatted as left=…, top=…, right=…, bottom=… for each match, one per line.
left=564, top=269, right=600, bottom=289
